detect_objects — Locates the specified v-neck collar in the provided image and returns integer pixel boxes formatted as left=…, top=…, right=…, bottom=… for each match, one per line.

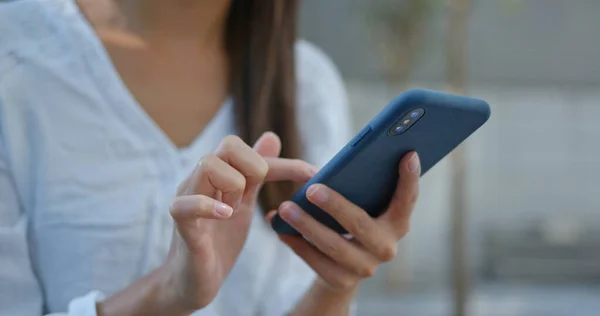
left=66, top=0, right=232, bottom=160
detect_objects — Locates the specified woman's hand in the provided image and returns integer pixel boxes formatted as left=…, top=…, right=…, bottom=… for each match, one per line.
left=98, top=132, right=317, bottom=316
left=273, top=152, right=420, bottom=294
left=152, top=133, right=316, bottom=314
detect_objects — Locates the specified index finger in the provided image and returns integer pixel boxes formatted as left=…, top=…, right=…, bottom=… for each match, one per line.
left=305, top=184, right=396, bottom=262
left=264, top=157, right=319, bottom=183
left=215, top=135, right=269, bottom=186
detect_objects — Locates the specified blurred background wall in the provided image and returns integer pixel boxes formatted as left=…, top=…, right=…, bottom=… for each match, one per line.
left=299, top=0, right=600, bottom=315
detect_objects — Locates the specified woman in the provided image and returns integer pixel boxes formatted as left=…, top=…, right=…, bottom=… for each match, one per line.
left=0, top=0, right=421, bottom=315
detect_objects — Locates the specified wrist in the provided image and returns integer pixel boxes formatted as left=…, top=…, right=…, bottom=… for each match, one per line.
left=155, top=261, right=197, bottom=316
left=314, top=278, right=359, bottom=299
left=291, top=280, right=358, bottom=316
left=96, top=264, right=192, bottom=316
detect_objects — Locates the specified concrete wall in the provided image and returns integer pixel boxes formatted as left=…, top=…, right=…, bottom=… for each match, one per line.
left=300, top=0, right=600, bottom=85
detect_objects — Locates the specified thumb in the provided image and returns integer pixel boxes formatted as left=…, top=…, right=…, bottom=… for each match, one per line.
left=253, top=132, right=282, bottom=158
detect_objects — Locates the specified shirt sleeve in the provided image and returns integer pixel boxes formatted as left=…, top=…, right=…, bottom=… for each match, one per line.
left=0, top=94, right=104, bottom=316
left=258, top=41, right=355, bottom=316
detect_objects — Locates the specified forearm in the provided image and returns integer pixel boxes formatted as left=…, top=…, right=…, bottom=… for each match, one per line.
left=96, top=265, right=192, bottom=316
left=291, top=280, right=357, bottom=316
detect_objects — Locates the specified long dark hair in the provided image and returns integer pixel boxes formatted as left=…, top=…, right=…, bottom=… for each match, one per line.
left=226, top=1, right=302, bottom=213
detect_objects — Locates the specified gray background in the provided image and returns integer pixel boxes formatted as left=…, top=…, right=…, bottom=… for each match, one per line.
left=300, top=0, right=600, bottom=85
left=299, top=1, right=600, bottom=315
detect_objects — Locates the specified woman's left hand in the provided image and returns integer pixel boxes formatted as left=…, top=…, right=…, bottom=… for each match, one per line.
left=270, top=152, right=420, bottom=292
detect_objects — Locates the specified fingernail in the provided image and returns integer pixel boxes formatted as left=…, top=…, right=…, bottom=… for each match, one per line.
left=281, top=202, right=301, bottom=222
left=215, top=202, right=233, bottom=217
left=408, top=153, right=420, bottom=173
left=307, top=184, right=328, bottom=204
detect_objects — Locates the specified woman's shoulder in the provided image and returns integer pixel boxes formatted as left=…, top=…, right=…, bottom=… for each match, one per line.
left=294, top=40, right=348, bottom=110
left=293, top=40, right=353, bottom=166
left=0, top=0, right=32, bottom=52
left=0, top=0, right=57, bottom=41
left=295, top=40, right=336, bottom=74
left=294, top=40, right=345, bottom=94
left=0, top=0, right=76, bottom=60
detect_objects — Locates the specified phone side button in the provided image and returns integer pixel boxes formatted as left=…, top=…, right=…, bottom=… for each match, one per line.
left=351, top=126, right=372, bottom=147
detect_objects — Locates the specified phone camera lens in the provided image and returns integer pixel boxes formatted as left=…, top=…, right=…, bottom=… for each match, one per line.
left=390, top=108, right=424, bottom=135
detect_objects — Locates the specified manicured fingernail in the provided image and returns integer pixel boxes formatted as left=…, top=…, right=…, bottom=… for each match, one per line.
left=307, top=184, right=328, bottom=204
left=280, top=202, right=301, bottom=222
left=215, top=202, right=233, bottom=217
left=408, top=153, right=420, bottom=173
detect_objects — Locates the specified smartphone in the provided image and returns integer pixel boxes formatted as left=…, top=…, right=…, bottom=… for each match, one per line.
left=271, top=89, right=491, bottom=235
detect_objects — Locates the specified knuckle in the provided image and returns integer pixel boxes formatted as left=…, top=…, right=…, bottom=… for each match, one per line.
left=351, top=213, right=371, bottom=237
left=291, top=159, right=314, bottom=179
left=409, top=187, right=419, bottom=206
left=293, top=159, right=308, bottom=169
left=303, top=164, right=317, bottom=178
left=169, top=198, right=189, bottom=219
left=397, top=221, right=411, bottom=239
left=168, top=201, right=179, bottom=219
left=199, top=154, right=219, bottom=170
left=322, top=191, right=339, bottom=211
left=176, top=176, right=191, bottom=196
left=197, top=196, right=215, bottom=213
left=254, top=158, right=269, bottom=181
left=220, top=135, right=243, bottom=153
left=169, top=196, right=214, bottom=221
left=231, top=173, right=247, bottom=193
left=334, top=276, right=356, bottom=290
left=175, top=183, right=187, bottom=196
left=378, top=243, right=398, bottom=262
left=322, top=242, right=342, bottom=259
left=360, top=264, right=378, bottom=278
left=223, top=135, right=243, bottom=146
left=200, top=157, right=220, bottom=180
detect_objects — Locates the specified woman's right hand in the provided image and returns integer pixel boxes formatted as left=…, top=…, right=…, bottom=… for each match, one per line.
left=160, top=132, right=317, bottom=313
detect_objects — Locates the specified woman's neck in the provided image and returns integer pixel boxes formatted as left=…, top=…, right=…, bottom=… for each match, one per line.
left=117, top=0, right=231, bottom=45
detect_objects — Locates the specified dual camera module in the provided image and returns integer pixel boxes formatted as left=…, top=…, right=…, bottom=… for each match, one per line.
left=389, top=108, right=425, bottom=135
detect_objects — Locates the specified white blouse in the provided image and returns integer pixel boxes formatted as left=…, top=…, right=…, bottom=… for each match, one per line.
left=0, top=0, right=352, bottom=315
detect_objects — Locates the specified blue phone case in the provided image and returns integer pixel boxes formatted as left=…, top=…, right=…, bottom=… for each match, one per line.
left=271, top=89, right=491, bottom=235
